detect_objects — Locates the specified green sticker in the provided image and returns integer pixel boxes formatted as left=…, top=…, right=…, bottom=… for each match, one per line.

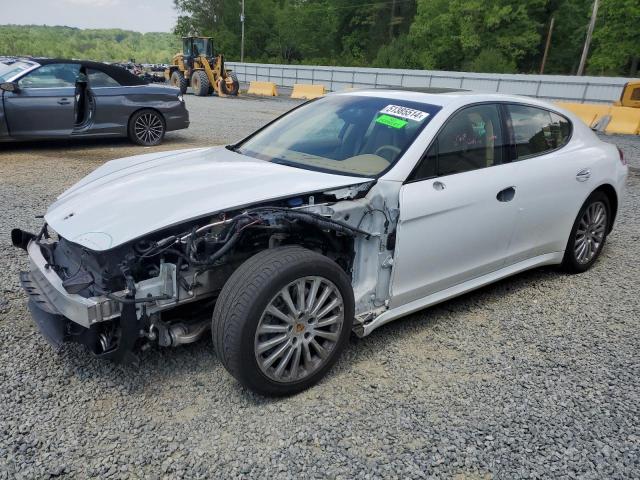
left=376, top=114, right=408, bottom=129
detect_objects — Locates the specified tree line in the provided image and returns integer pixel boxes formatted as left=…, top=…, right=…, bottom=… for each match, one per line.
left=0, top=25, right=179, bottom=64
left=0, top=0, right=637, bottom=76
left=174, top=0, right=639, bottom=76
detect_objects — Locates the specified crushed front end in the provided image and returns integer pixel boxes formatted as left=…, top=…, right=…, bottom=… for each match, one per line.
left=12, top=195, right=377, bottom=363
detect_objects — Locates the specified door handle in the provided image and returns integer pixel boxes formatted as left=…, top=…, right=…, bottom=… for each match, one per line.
left=57, top=98, right=71, bottom=105
left=576, top=168, right=591, bottom=182
left=432, top=181, right=446, bottom=191
left=497, top=186, right=516, bottom=202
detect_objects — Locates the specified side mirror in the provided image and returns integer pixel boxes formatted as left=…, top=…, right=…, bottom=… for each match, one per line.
left=0, top=82, right=19, bottom=93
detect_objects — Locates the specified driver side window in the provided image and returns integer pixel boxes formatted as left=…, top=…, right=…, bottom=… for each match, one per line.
left=18, top=64, right=81, bottom=89
left=410, top=104, right=505, bottom=181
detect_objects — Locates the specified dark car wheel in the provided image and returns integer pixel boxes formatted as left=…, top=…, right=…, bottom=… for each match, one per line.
left=212, top=246, right=354, bottom=396
left=562, top=191, right=610, bottom=273
left=191, top=71, right=210, bottom=96
left=170, top=70, right=188, bottom=94
left=128, top=109, right=166, bottom=146
left=220, top=72, right=240, bottom=96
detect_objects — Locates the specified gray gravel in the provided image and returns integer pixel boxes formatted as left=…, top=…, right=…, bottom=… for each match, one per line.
left=1, top=96, right=639, bottom=479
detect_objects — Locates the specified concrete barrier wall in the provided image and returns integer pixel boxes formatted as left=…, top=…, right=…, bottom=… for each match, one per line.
left=227, top=62, right=635, bottom=104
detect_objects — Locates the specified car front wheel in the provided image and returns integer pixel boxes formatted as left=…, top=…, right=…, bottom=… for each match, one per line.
left=562, top=191, right=610, bottom=273
left=128, top=109, right=166, bottom=146
left=212, top=246, right=354, bottom=396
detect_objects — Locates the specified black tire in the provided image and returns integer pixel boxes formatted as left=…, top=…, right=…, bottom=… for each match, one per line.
left=191, top=70, right=210, bottom=96
left=170, top=70, right=188, bottom=94
left=220, top=72, right=240, bottom=96
left=128, top=109, right=166, bottom=146
left=562, top=191, right=610, bottom=273
left=212, top=246, right=354, bottom=396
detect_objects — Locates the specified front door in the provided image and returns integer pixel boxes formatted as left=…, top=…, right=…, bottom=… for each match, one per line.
left=391, top=103, right=519, bottom=307
left=4, top=63, right=80, bottom=138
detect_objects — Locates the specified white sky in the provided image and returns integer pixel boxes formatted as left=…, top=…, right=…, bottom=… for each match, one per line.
left=0, top=0, right=178, bottom=33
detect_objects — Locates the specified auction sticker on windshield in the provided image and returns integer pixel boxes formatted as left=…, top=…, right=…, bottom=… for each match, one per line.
left=380, top=105, right=429, bottom=122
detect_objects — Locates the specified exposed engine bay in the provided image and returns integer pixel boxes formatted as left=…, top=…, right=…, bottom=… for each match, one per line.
left=14, top=181, right=400, bottom=362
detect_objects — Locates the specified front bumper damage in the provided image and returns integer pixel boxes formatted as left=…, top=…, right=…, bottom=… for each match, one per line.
left=16, top=233, right=159, bottom=363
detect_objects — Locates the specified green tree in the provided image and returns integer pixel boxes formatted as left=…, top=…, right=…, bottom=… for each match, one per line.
left=589, top=0, right=640, bottom=76
left=409, top=0, right=547, bottom=72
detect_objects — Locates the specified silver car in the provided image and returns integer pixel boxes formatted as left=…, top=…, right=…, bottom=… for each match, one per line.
left=0, top=58, right=189, bottom=145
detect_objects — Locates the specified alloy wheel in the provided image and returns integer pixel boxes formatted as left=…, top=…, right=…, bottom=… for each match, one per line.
left=254, top=276, right=345, bottom=383
left=134, top=113, right=163, bottom=145
left=574, top=200, right=607, bottom=264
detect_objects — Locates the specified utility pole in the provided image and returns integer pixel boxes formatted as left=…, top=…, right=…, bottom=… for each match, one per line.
left=540, top=16, right=555, bottom=74
left=577, top=0, right=599, bottom=76
left=389, top=0, right=397, bottom=39
left=240, top=0, right=245, bottom=63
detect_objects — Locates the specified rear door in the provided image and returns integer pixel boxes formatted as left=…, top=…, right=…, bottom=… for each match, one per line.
left=502, top=104, right=589, bottom=263
left=85, top=68, right=130, bottom=136
left=391, top=103, right=519, bottom=307
left=3, top=63, right=80, bottom=137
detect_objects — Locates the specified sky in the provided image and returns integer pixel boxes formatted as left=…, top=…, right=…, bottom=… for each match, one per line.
left=0, top=0, right=178, bottom=33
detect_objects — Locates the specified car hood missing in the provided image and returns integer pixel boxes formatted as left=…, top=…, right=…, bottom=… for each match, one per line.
left=45, top=146, right=372, bottom=251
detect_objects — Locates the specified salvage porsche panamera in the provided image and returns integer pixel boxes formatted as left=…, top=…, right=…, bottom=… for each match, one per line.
left=13, top=91, right=628, bottom=395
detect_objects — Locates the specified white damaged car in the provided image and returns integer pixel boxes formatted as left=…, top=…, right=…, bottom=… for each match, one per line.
left=13, top=91, right=628, bottom=395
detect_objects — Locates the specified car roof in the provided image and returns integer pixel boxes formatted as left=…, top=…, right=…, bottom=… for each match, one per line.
left=26, top=57, right=147, bottom=87
left=335, top=89, right=559, bottom=111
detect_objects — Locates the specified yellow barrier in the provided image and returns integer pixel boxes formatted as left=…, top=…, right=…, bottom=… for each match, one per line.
left=605, top=106, right=640, bottom=135
left=556, top=102, right=610, bottom=128
left=291, top=83, right=326, bottom=100
left=247, top=81, right=278, bottom=96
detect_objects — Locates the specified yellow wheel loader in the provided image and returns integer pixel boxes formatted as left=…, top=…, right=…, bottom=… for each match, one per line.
left=165, top=37, right=239, bottom=97
left=557, top=80, right=640, bottom=135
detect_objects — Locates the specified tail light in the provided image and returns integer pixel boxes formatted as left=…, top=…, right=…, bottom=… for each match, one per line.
left=617, top=147, right=627, bottom=166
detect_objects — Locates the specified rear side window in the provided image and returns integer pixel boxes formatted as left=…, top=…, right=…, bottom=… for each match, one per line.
left=410, top=103, right=505, bottom=181
left=88, top=69, right=120, bottom=87
left=507, top=104, right=571, bottom=159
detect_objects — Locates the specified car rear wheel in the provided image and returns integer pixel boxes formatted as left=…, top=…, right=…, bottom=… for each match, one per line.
left=128, top=109, right=165, bottom=146
left=191, top=70, right=210, bottom=96
left=212, top=246, right=354, bottom=396
left=170, top=70, right=188, bottom=94
left=562, top=191, right=610, bottom=273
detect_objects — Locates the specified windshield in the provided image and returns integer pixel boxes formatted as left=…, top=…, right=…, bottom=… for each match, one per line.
left=193, top=38, right=213, bottom=57
left=236, top=95, right=441, bottom=177
left=0, top=61, right=34, bottom=82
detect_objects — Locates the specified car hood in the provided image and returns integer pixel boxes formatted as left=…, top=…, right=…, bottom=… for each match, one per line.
left=45, top=146, right=372, bottom=251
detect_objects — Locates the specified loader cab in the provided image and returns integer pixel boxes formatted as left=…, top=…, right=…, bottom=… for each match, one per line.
left=619, top=81, right=640, bottom=109
left=183, top=37, right=214, bottom=60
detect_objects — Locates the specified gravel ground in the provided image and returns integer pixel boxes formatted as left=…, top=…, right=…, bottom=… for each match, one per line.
left=1, top=96, right=639, bottom=479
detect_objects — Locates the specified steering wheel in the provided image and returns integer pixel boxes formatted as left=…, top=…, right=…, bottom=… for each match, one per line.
left=374, top=145, right=402, bottom=162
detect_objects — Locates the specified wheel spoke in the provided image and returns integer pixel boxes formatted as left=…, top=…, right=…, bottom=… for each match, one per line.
left=258, top=323, right=289, bottom=334
left=274, top=344, right=295, bottom=378
left=295, top=279, right=306, bottom=312
left=279, top=288, right=298, bottom=317
left=315, top=314, right=340, bottom=329
left=262, top=340, right=292, bottom=369
left=302, top=341, right=313, bottom=368
left=316, top=297, right=340, bottom=320
left=313, top=330, right=339, bottom=342
left=256, top=334, right=289, bottom=354
left=290, top=345, right=302, bottom=379
left=309, top=338, right=328, bottom=359
left=265, top=305, right=295, bottom=325
left=305, top=278, right=320, bottom=312
left=310, top=287, right=330, bottom=316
